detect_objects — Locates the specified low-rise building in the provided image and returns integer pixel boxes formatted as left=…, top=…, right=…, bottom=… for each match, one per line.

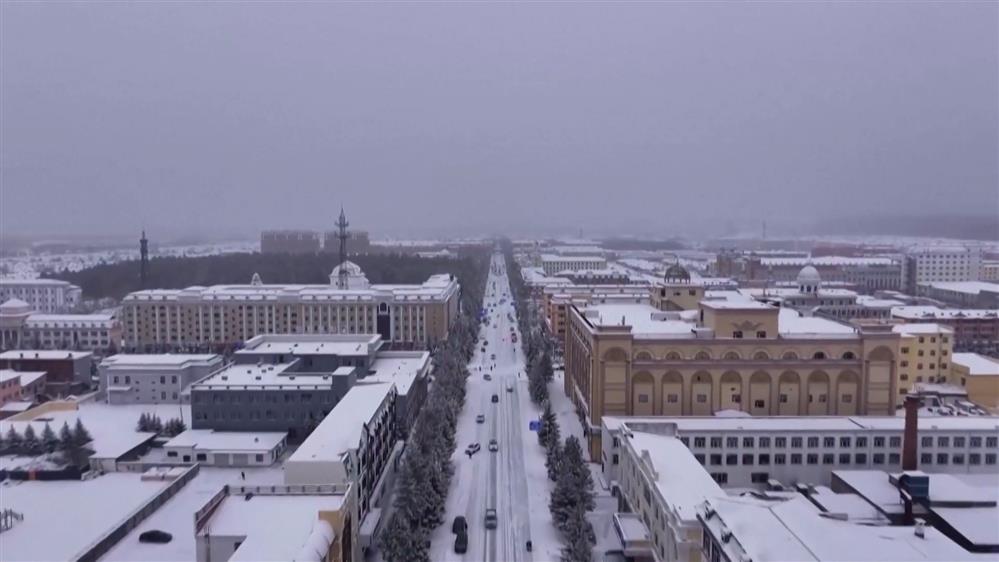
left=0, top=350, right=93, bottom=396
left=951, top=353, right=999, bottom=410
left=918, top=281, right=999, bottom=309
left=0, top=278, right=82, bottom=313
left=0, top=298, right=120, bottom=353
left=162, top=429, right=288, bottom=466
left=539, top=254, right=608, bottom=276
left=99, top=353, right=224, bottom=404
left=891, top=306, right=999, bottom=354
left=0, top=369, right=46, bottom=406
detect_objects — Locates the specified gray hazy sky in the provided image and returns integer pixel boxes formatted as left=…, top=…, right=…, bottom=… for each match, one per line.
left=2, top=2, right=997, bottom=240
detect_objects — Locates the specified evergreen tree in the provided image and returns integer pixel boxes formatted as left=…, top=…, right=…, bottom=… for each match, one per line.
left=73, top=419, right=93, bottom=446
left=5, top=426, right=22, bottom=454
left=379, top=511, right=429, bottom=562
left=546, top=432, right=563, bottom=482
left=41, top=423, right=59, bottom=453
left=22, top=425, right=40, bottom=455
left=136, top=412, right=149, bottom=432
left=59, top=422, right=73, bottom=450
left=560, top=507, right=595, bottom=562
left=163, top=418, right=187, bottom=437
left=563, top=436, right=595, bottom=512
left=540, top=401, right=559, bottom=447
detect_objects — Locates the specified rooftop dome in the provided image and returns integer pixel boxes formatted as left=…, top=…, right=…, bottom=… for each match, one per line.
left=330, top=260, right=363, bottom=277
left=797, top=265, right=821, bottom=285
left=329, top=260, right=369, bottom=289
left=0, top=298, right=32, bottom=315
left=664, top=262, right=691, bottom=283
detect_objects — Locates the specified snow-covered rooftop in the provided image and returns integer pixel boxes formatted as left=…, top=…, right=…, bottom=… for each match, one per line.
left=951, top=353, right=999, bottom=376
left=891, top=323, right=953, bottom=335
left=0, top=349, right=93, bottom=361
left=164, top=429, right=286, bottom=452
left=891, top=306, right=999, bottom=320
left=287, top=382, right=395, bottom=465
left=605, top=415, right=999, bottom=433
left=759, top=256, right=897, bottom=267
left=101, top=353, right=222, bottom=369
left=0, top=473, right=169, bottom=561
left=583, top=303, right=695, bottom=337
left=777, top=308, right=858, bottom=337
left=363, top=351, right=430, bottom=395
left=921, top=281, right=999, bottom=295
left=626, top=430, right=722, bottom=522
left=193, top=362, right=337, bottom=390
left=237, top=333, right=381, bottom=357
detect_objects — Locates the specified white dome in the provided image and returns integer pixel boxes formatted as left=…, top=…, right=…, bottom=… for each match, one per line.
left=330, top=260, right=363, bottom=277
left=797, top=265, right=821, bottom=285
left=0, top=298, right=32, bottom=315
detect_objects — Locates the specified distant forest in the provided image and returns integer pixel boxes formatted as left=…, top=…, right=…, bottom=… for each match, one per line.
left=47, top=249, right=491, bottom=302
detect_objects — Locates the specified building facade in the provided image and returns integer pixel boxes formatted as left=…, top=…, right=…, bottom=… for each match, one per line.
left=539, top=255, right=608, bottom=276
left=903, top=246, right=983, bottom=294
left=893, top=324, right=954, bottom=397
left=120, top=269, right=460, bottom=351
left=564, top=269, right=901, bottom=459
left=951, top=353, right=999, bottom=410
left=0, top=279, right=82, bottom=313
left=0, top=350, right=93, bottom=396
left=260, top=230, right=322, bottom=254
left=99, top=353, right=224, bottom=404
left=891, top=306, right=999, bottom=354
left=742, top=256, right=902, bottom=292
left=0, top=298, right=121, bottom=354
left=917, top=281, right=999, bottom=309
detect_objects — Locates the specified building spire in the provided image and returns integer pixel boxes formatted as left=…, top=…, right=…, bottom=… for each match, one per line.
left=335, top=207, right=350, bottom=289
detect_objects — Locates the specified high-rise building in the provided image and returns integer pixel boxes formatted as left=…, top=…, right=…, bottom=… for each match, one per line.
left=903, top=245, right=983, bottom=293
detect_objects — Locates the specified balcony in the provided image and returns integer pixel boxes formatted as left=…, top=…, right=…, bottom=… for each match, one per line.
left=613, top=512, right=654, bottom=559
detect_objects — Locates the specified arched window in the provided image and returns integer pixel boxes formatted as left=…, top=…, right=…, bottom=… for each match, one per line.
left=841, top=351, right=856, bottom=360
left=723, top=351, right=741, bottom=360
left=781, top=351, right=799, bottom=360
left=813, top=351, right=827, bottom=360
left=665, top=351, right=683, bottom=360
left=753, top=351, right=771, bottom=360
left=695, top=351, right=711, bottom=360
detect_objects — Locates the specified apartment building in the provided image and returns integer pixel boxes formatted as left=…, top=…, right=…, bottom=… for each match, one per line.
left=982, top=261, right=999, bottom=282
left=891, top=306, right=999, bottom=352
left=904, top=246, right=983, bottom=293
left=285, top=382, right=399, bottom=521
left=0, top=350, right=93, bottom=395
left=741, top=256, right=902, bottom=292
left=892, top=324, right=954, bottom=397
left=539, top=254, right=608, bottom=276
left=0, top=279, right=82, bottom=313
left=120, top=268, right=460, bottom=350
left=98, top=353, right=224, bottom=404
left=563, top=267, right=901, bottom=459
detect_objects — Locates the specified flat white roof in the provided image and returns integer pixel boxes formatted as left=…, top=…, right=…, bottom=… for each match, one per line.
left=207, top=494, right=342, bottom=562
left=101, top=353, right=222, bottom=369
left=237, top=334, right=380, bottom=357
left=0, top=349, right=93, bottom=360
left=165, top=429, right=286, bottom=452
left=892, top=306, right=999, bottom=320
left=607, top=415, right=999, bottom=433
left=627, top=431, right=722, bottom=521
left=584, top=303, right=696, bottom=337
left=287, top=382, right=394, bottom=464
left=952, top=353, right=999, bottom=376
left=891, top=323, right=953, bottom=335
left=922, top=281, right=999, bottom=295
left=0, top=278, right=78, bottom=286
left=701, top=299, right=774, bottom=310
left=0, top=473, right=169, bottom=561
left=540, top=254, right=606, bottom=262
left=759, top=256, right=896, bottom=267
left=364, top=352, right=430, bottom=395
left=194, top=362, right=336, bottom=389
left=777, top=308, right=858, bottom=337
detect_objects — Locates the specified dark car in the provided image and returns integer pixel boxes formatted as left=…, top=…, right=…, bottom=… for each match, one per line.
left=454, top=531, right=468, bottom=554
left=452, top=516, right=468, bottom=534
left=138, top=530, right=173, bottom=544
left=485, top=508, right=498, bottom=529
left=491, top=394, right=499, bottom=403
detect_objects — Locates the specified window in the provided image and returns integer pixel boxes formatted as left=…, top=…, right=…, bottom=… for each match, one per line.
left=160, top=376, right=166, bottom=384
left=743, top=437, right=755, bottom=448
left=970, top=454, right=981, bottom=465
left=987, top=437, right=998, bottom=448
left=710, top=454, right=722, bottom=466
left=759, top=437, right=771, bottom=448
left=791, top=453, right=802, bottom=465
left=759, top=454, right=770, bottom=466
left=813, top=351, right=826, bottom=360
left=681, top=437, right=690, bottom=447
left=921, top=436, right=933, bottom=448
left=987, top=454, right=997, bottom=465
left=839, top=453, right=851, bottom=464
left=856, top=437, right=867, bottom=448
left=822, top=454, right=835, bottom=465
left=754, top=399, right=765, bottom=408
left=775, top=454, right=787, bottom=465
left=970, top=437, right=982, bottom=448
left=774, top=437, right=787, bottom=448
left=921, top=453, right=932, bottom=465
left=855, top=453, right=867, bottom=465
left=936, top=453, right=949, bottom=465
left=873, top=453, right=885, bottom=465
left=751, top=472, right=770, bottom=483
left=742, top=454, right=754, bottom=465
left=779, top=394, right=788, bottom=403
left=612, top=454, right=619, bottom=465
left=695, top=454, right=705, bottom=465
left=113, top=376, right=119, bottom=384
left=756, top=331, right=767, bottom=339
left=841, top=394, right=853, bottom=404
left=731, top=394, right=741, bottom=404
left=710, top=437, right=722, bottom=448
left=889, top=436, right=901, bottom=448
left=196, top=453, right=207, bottom=461
left=840, top=437, right=851, bottom=448
left=638, top=394, right=649, bottom=403
left=255, top=454, right=264, bottom=462
left=697, top=394, right=707, bottom=403
left=791, top=437, right=803, bottom=448
left=694, top=437, right=706, bottom=448
left=806, top=454, right=818, bottom=465
left=953, top=454, right=965, bottom=465
left=727, top=437, right=738, bottom=448
left=667, top=394, right=679, bottom=403
left=733, top=330, right=744, bottom=339
left=937, top=437, right=950, bottom=448
left=166, top=451, right=178, bottom=458
left=807, top=437, right=819, bottom=448
left=726, top=454, right=738, bottom=466
left=710, top=473, right=728, bottom=484
left=889, top=453, right=900, bottom=464
left=954, top=437, right=966, bottom=447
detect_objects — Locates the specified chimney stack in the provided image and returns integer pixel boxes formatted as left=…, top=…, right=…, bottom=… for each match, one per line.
left=902, top=394, right=920, bottom=471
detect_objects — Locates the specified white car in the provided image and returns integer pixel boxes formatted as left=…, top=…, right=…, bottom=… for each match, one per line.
left=466, top=443, right=481, bottom=455
left=488, top=439, right=499, bottom=452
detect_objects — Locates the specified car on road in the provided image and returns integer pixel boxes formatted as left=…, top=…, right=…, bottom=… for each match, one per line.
left=488, top=439, right=499, bottom=452
left=484, top=374, right=492, bottom=381
left=484, top=508, right=498, bottom=529
left=506, top=381, right=514, bottom=392
left=452, top=516, right=468, bottom=534
left=476, top=414, right=486, bottom=423
left=454, top=531, right=468, bottom=554
left=490, top=353, right=496, bottom=360
left=491, top=394, right=499, bottom=403
left=466, top=443, right=481, bottom=455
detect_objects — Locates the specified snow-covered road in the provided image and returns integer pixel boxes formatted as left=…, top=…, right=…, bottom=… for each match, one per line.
left=430, top=252, right=544, bottom=562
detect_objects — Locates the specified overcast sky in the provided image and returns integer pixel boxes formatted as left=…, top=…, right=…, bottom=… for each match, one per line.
left=1, top=2, right=996, bottom=241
